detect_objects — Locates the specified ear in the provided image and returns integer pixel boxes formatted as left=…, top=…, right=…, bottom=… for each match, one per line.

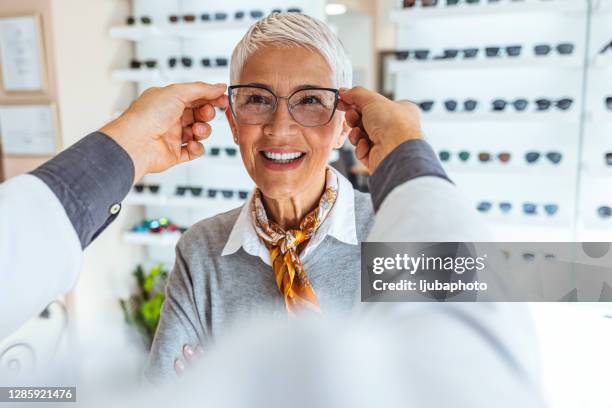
left=225, top=107, right=239, bottom=145
left=333, top=112, right=350, bottom=149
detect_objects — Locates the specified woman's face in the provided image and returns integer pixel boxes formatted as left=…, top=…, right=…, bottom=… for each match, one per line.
left=226, top=45, right=349, bottom=201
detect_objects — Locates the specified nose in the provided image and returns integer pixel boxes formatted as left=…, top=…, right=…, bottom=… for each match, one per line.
left=264, top=98, right=299, bottom=138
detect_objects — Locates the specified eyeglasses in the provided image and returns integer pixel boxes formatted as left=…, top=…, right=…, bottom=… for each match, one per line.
left=127, top=16, right=152, bottom=25
left=134, top=184, right=160, bottom=194
left=443, top=99, right=478, bottom=112
left=525, top=151, right=563, bottom=164
left=437, top=150, right=472, bottom=162
left=535, top=98, right=573, bottom=111
left=599, top=206, right=612, bottom=219
left=168, top=57, right=194, bottom=68
left=534, top=43, right=575, bottom=56
left=208, top=147, right=238, bottom=157
left=228, top=85, right=340, bottom=127
left=175, top=186, right=203, bottom=197
left=130, top=59, right=157, bottom=69
left=403, top=0, right=439, bottom=7
left=492, top=98, right=529, bottom=111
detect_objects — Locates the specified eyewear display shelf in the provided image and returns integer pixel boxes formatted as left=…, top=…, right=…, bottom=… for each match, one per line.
left=392, top=0, right=610, bottom=241
left=112, top=0, right=325, bottom=263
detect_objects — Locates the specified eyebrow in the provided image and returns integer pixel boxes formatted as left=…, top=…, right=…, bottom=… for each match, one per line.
left=246, top=83, right=329, bottom=92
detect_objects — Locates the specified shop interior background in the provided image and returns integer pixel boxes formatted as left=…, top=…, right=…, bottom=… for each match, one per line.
left=0, top=0, right=611, bottom=407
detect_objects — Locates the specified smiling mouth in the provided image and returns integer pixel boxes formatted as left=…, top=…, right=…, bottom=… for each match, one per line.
left=260, top=150, right=306, bottom=164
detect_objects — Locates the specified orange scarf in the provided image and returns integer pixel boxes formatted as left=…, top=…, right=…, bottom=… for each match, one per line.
left=251, top=169, right=338, bottom=317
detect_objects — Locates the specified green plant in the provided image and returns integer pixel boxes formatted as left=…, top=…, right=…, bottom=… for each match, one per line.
left=119, top=264, right=169, bottom=349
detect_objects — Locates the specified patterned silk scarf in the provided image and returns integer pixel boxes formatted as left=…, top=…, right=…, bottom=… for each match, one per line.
left=251, top=168, right=339, bottom=317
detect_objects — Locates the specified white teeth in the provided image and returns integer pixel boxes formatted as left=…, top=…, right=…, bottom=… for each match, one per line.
left=262, top=151, right=304, bottom=162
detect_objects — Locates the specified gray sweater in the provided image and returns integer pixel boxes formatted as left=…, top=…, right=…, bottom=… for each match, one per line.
left=145, top=190, right=374, bottom=383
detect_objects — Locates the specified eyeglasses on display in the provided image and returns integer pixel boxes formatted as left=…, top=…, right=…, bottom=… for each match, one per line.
left=208, top=147, right=238, bottom=157
left=130, top=59, right=157, bottom=69
left=175, top=186, right=203, bottom=197
left=525, top=151, right=563, bottom=164
left=534, top=43, right=575, bottom=56
left=126, top=16, right=152, bottom=25
left=228, top=85, right=340, bottom=127
left=133, top=184, right=160, bottom=194
left=599, top=206, right=612, bottom=219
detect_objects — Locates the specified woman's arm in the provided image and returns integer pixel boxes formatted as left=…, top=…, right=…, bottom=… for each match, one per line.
left=144, top=245, right=205, bottom=384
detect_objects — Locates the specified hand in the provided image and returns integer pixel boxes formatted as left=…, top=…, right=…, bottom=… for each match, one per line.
left=337, top=86, right=423, bottom=174
left=100, top=82, right=229, bottom=182
left=174, top=344, right=204, bottom=377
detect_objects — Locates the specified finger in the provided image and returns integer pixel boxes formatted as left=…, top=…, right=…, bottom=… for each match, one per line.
left=169, top=82, right=227, bottom=106
left=355, top=138, right=371, bottom=161
left=174, top=358, right=185, bottom=376
left=339, top=86, right=384, bottom=111
left=189, top=94, right=229, bottom=110
left=348, top=127, right=365, bottom=146
left=194, top=104, right=215, bottom=122
left=181, top=126, right=194, bottom=144
left=336, top=100, right=353, bottom=113
left=181, top=109, right=195, bottom=127
left=345, top=109, right=363, bottom=129
left=183, top=345, right=195, bottom=364
left=192, top=122, right=212, bottom=141
left=180, top=140, right=204, bottom=162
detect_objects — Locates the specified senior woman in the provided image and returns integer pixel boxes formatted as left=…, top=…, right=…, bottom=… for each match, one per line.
left=145, top=13, right=373, bottom=383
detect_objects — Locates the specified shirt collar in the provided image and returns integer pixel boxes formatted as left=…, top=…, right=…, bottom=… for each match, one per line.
left=221, top=167, right=358, bottom=265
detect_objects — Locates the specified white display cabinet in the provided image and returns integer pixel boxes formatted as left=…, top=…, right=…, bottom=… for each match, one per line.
left=110, top=0, right=325, bottom=263
left=392, top=0, right=603, bottom=241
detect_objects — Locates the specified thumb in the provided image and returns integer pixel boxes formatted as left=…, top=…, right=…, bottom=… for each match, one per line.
left=171, top=82, right=228, bottom=107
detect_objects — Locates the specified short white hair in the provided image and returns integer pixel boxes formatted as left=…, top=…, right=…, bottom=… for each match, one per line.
left=230, top=13, right=352, bottom=88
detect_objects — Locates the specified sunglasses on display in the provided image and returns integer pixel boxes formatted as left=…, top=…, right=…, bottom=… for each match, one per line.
left=535, top=98, right=573, bottom=111
left=437, top=150, right=471, bottom=162
left=175, top=186, right=203, bottom=197
left=130, top=59, right=157, bottom=69
left=208, top=147, right=238, bottom=157
left=168, top=57, right=195, bottom=68
left=534, top=43, right=575, bottom=56
left=126, top=16, right=152, bottom=25
left=133, top=184, right=160, bottom=194
left=443, top=99, right=478, bottom=112
left=200, top=57, right=229, bottom=68
left=403, top=0, right=439, bottom=7
left=599, top=206, right=612, bottom=219
left=228, top=84, right=340, bottom=127
left=525, top=151, right=563, bottom=164
left=484, top=45, right=522, bottom=58
left=492, top=98, right=529, bottom=111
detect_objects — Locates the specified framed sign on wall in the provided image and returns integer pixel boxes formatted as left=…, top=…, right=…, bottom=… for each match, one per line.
left=0, top=103, right=59, bottom=156
left=0, top=14, right=47, bottom=93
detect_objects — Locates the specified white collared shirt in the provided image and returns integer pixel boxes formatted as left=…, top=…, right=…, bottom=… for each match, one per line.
left=221, top=167, right=358, bottom=265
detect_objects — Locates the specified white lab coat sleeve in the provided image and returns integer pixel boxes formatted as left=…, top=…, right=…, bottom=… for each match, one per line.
left=0, top=175, right=82, bottom=339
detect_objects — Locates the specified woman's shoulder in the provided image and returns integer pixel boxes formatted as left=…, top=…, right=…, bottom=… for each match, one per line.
left=176, top=205, right=244, bottom=256
left=352, top=189, right=375, bottom=238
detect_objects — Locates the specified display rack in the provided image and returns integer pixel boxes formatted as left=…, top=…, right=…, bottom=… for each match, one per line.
left=392, top=0, right=600, bottom=241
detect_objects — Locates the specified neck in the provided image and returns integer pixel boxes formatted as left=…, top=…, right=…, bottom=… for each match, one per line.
left=262, top=169, right=327, bottom=229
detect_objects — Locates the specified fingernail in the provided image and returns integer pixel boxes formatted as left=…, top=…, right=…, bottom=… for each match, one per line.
left=183, top=345, right=194, bottom=357
left=174, top=358, right=185, bottom=374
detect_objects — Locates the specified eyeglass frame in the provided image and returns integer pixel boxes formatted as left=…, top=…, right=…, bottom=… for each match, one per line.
left=227, top=84, right=341, bottom=128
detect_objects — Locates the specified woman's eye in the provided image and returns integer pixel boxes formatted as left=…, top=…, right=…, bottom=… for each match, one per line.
left=299, top=96, right=323, bottom=105
left=246, top=95, right=269, bottom=105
